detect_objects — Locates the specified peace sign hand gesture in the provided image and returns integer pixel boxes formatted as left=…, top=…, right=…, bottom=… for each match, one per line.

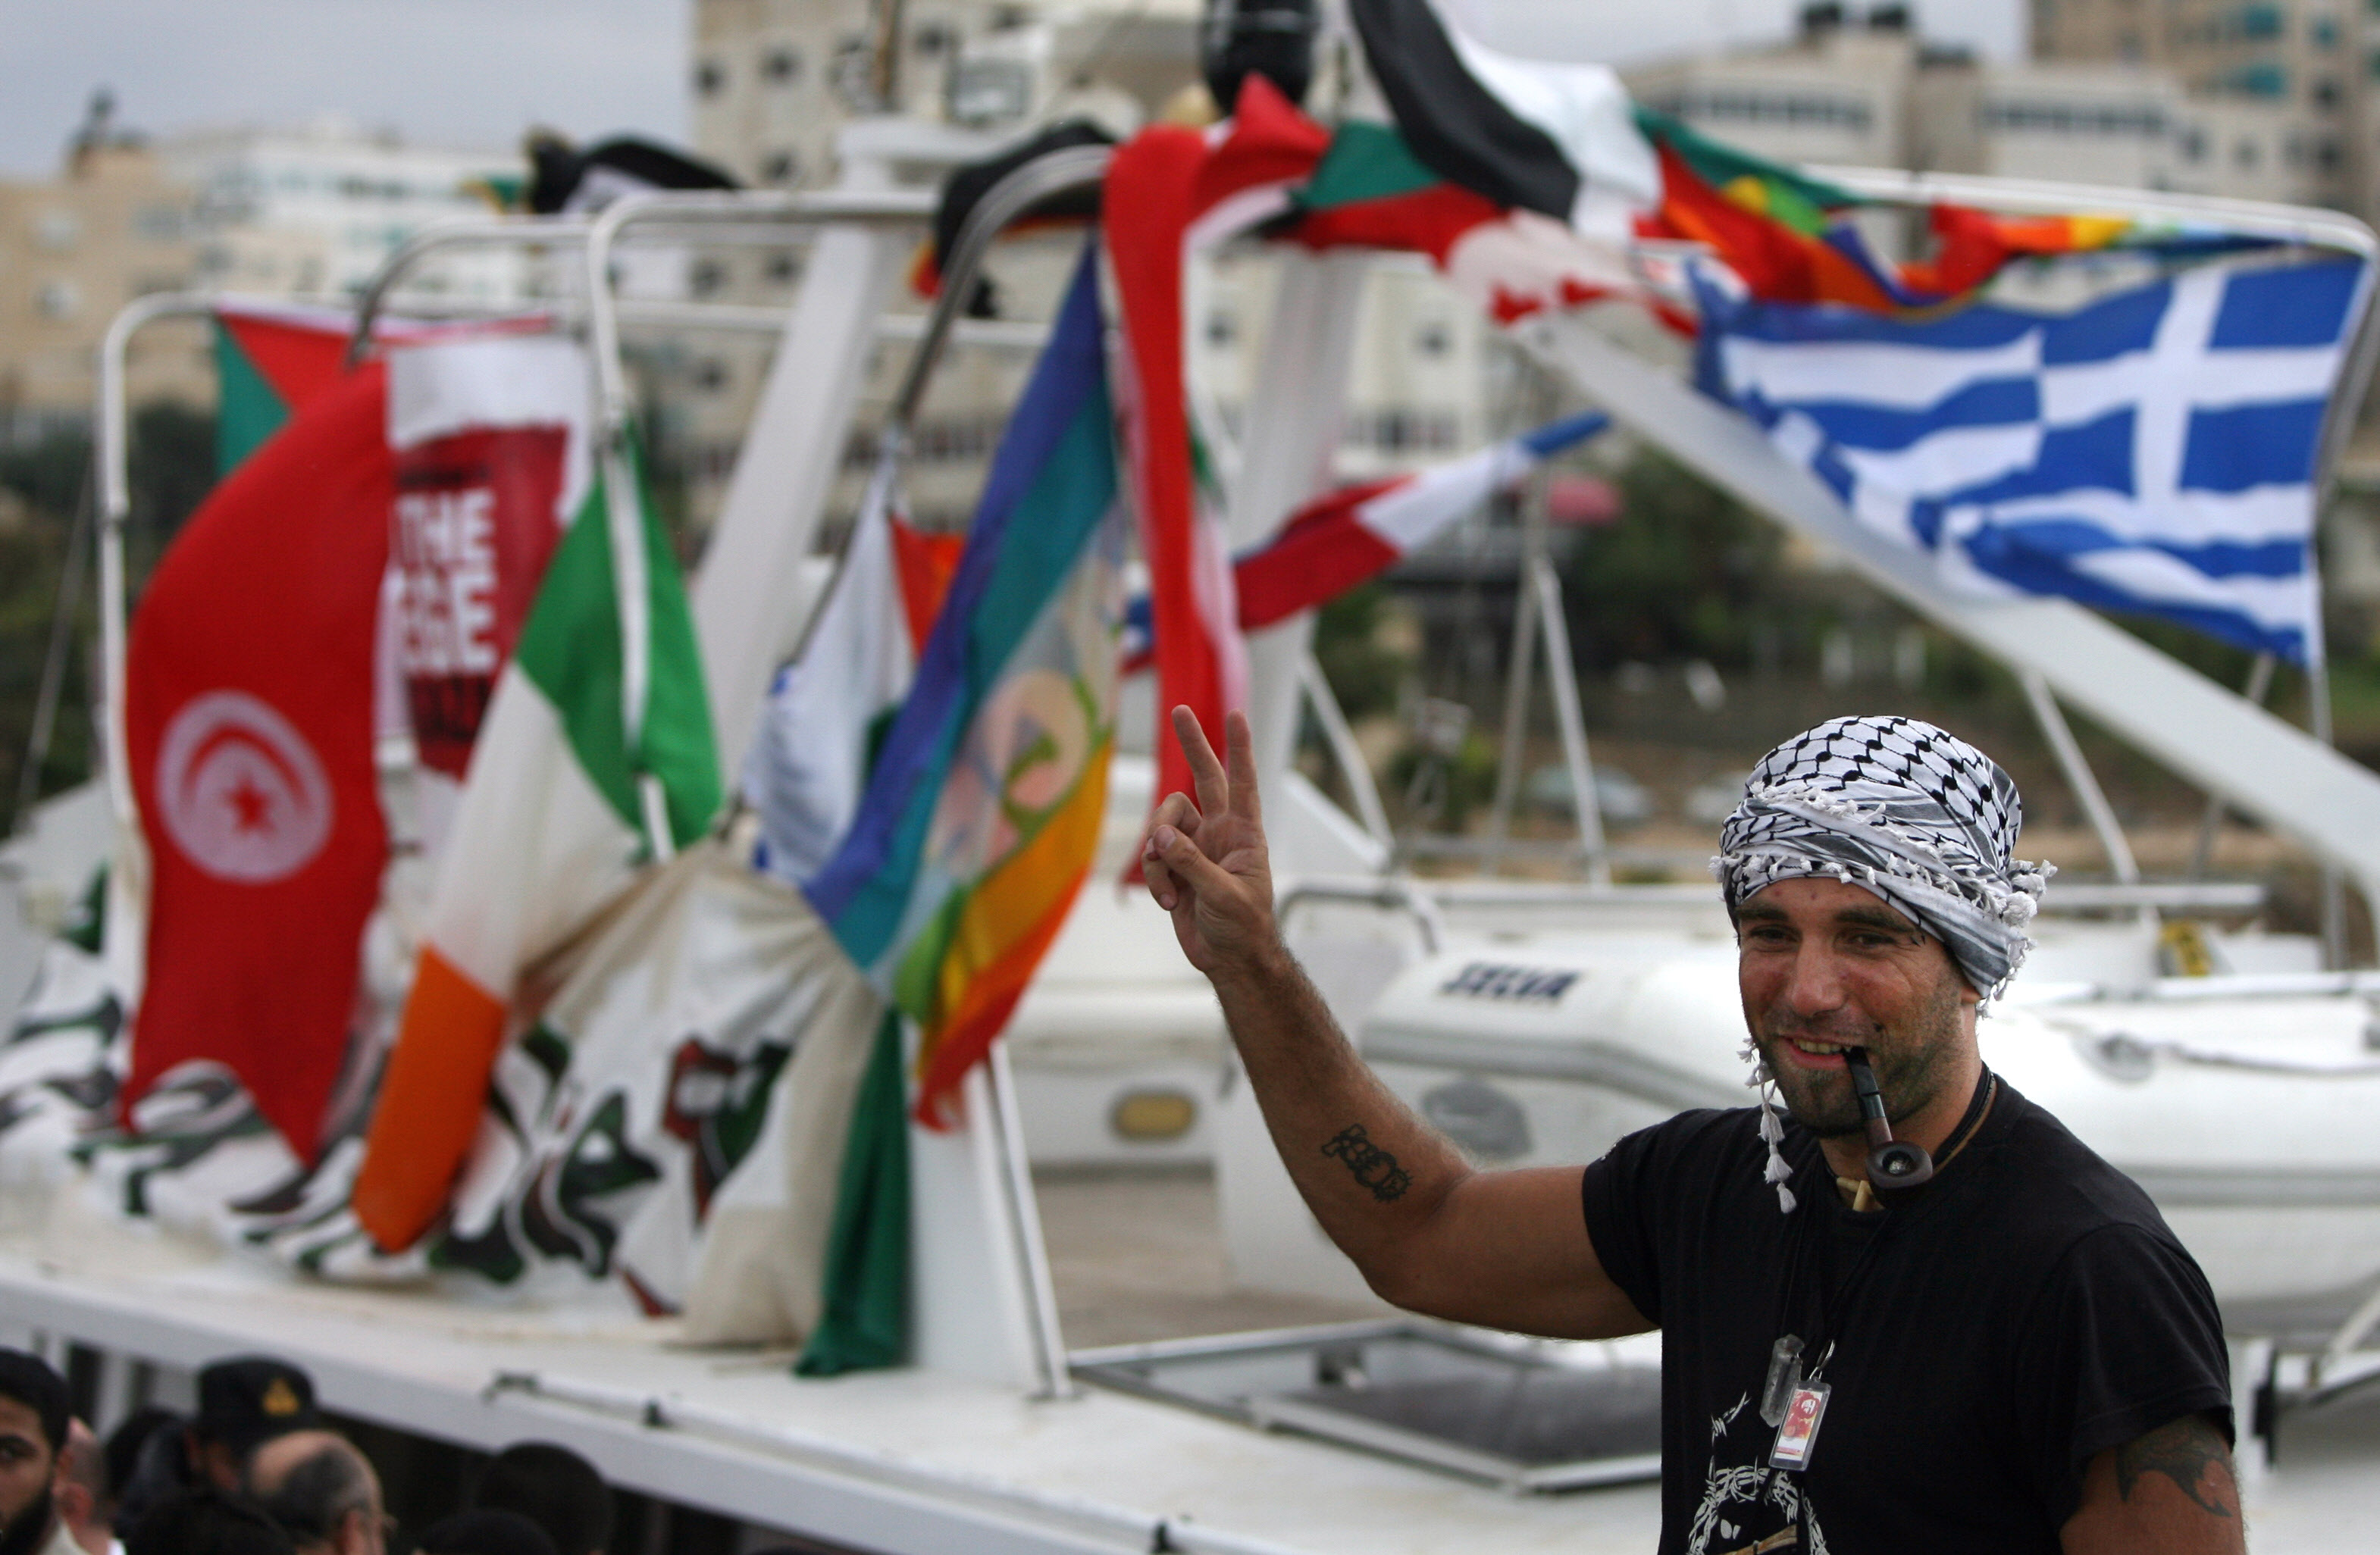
left=1141, top=706, right=1277, bottom=979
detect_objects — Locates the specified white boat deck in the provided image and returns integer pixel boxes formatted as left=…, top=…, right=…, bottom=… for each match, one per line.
left=0, top=1165, right=2369, bottom=1553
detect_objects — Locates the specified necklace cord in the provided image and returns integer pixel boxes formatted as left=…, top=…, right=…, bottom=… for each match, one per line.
left=1772, top=1068, right=2000, bottom=1381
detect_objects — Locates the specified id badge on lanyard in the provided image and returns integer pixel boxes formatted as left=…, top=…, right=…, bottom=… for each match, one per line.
left=1768, top=1381, right=1833, bottom=1471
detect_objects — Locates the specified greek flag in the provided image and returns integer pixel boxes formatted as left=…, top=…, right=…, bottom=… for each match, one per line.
left=1696, top=254, right=2369, bottom=665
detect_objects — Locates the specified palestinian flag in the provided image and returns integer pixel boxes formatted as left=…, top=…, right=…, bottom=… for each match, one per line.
left=1343, top=0, right=2150, bottom=314
left=211, top=301, right=461, bottom=473
left=1286, top=120, right=1643, bottom=324
left=1347, top=0, right=1659, bottom=239
left=353, top=419, right=722, bottom=1253
left=527, top=134, right=738, bottom=214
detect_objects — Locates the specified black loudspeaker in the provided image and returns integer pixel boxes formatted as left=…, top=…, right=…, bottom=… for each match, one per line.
left=1201, top=0, right=1320, bottom=111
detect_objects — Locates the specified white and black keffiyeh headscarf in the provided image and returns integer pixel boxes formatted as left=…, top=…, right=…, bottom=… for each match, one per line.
left=1713, top=715, right=2052, bottom=1211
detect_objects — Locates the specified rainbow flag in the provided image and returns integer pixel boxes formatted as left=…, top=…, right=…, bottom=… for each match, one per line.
left=802, top=240, right=1124, bottom=1124
left=1633, top=109, right=2140, bottom=311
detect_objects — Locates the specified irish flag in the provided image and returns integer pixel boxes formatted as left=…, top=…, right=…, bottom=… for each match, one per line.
left=354, top=418, right=720, bottom=1253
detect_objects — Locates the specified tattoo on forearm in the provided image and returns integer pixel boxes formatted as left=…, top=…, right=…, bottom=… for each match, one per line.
left=1320, top=1124, right=1412, bottom=1201
left=2113, top=1416, right=2237, bottom=1519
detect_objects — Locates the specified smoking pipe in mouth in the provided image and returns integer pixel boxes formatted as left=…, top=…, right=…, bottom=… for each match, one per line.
left=1843, top=1047, right=1934, bottom=1189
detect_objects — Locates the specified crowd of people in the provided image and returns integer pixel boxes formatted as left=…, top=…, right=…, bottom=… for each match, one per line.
left=0, top=1349, right=615, bottom=1555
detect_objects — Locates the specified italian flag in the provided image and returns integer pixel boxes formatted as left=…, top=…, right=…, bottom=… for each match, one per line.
left=353, top=428, right=720, bottom=1252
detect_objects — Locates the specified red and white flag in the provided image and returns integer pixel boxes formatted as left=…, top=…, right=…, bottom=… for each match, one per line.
left=1104, top=76, right=1329, bottom=818
left=1120, top=411, right=1608, bottom=663
left=124, top=365, right=394, bottom=1159
left=1232, top=411, right=1608, bottom=630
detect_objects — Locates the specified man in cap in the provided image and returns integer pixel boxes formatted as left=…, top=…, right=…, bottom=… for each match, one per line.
left=0, top=1350, right=83, bottom=1555
left=188, top=1359, right=321, bottom=1494
left=1142, top=710, right=2238, bottom=1553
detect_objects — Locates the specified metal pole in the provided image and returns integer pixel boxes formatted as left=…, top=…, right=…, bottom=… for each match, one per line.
left=882, top=145, right=1113, bottom=438
left=2310, top=655, right=2350, bottom=968
left=1531, top=554, right=1610, bottom=884
left=1482, top=537, right=1539, bottom=875
left=93, top=292, right=218, bottom=843
left=2020, top=669, right=2141, bottom=887
left=12, top=471, right=93, bottom=833
left=345, top=215, right=588, bottom=365
left=2187, top=652, right=2276, bottom=880
left=1297, top=652, right=1392, bottom=847
left=346, top=192, right=938, bottom=370
left=733, top=144, right=1110, bottom=727
left=575, top=190, right=933, bottom=858
left=867, top=0, right=910, bottom=110
left=1804, top=164, right=2379, bottom=259
left=985, top=1042, right=1076, bottom=1400
left=1227, top=249, right=1370, bottom=792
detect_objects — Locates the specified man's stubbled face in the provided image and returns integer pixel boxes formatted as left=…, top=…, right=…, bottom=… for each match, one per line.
left=1736, top=877, right=1975, bottom=1138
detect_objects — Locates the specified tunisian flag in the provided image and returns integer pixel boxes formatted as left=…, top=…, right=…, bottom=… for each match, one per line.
left=124, top=364, right=393, bottom=1159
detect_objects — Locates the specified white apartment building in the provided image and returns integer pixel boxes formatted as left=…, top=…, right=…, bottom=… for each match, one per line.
left=0, top=137, right=206, bottom=444
left=681, top=0, right=1492, bottom=537
left=1626, top=5, right=2316, bottom=206
left=1974, top=63, right=2318, bottom=201
left=690, top=0, right=1197, bottom=190
left=2032, top=0, right=2372, bottom=217
left=1630, top=22, right=1918, bottom=171
left=0, top=105, right=540, bottom=446
left=159, top=121, right=522, bottom=302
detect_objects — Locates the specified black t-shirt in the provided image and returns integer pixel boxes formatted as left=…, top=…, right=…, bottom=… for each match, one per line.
left=1580, top=1077, right=2230, bottom=1554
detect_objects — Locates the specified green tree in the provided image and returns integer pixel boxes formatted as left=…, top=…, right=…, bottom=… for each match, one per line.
left=1311, top=581, right=1410, bottom=721
left=0, top=400, right=215, bottom=815
left=1557, top=449, right=1779, bottom=669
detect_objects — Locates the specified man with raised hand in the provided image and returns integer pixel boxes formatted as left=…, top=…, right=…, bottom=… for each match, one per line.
left=1141, top=709, right=2241, bottom=1554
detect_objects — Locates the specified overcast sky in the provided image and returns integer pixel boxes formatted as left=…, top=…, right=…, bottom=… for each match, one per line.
left=0, top=0, right=2022, bottom=180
